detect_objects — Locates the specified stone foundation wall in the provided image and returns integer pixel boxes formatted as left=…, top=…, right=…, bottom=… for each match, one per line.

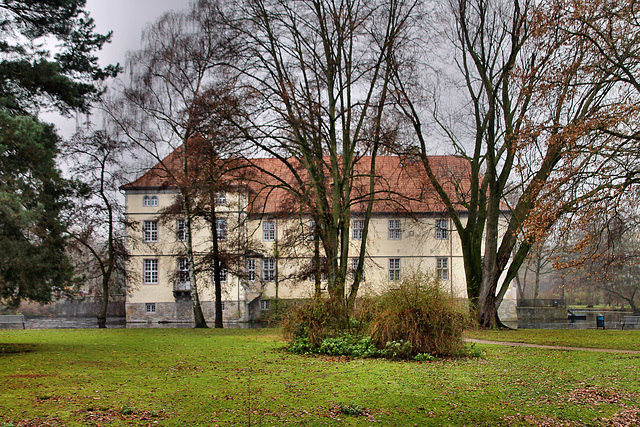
left=126, top=300, right=261, bottom=324
left=17, top=297, right=125, bottom=318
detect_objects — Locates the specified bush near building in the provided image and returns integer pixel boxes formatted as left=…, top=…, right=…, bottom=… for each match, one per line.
left=282, top=272, right=471, bottom=360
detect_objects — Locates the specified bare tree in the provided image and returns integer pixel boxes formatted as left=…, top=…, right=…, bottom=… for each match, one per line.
left=223, top=0, right=419, bottom=318
left=393, top=0, right=640, bottom=327
left=64, top=129, right=129, bottom=328
left=107, top=0, right=239, bottom=328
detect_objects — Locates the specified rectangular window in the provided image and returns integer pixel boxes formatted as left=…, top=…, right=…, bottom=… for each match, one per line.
left=247, top=259, right=256, bottom=281
left=436, top=257, right=449, bottom=280
left=144, top=259, right=158, bottom=284
left=216, top=218, right=227, bottom=241
left=351, top=257, right=364, bottom=279
left=388, top=220, right=401, bottom=240
left=435, top=219, right=449, bottom=240
left=145, top=303, right=156, bottom=313
left=309, top=257, right=328, bottom=281
left=388, top=258, right=401, bottom=281
left=263, top=221, right=275, bottom=241
left=308, top=220, right=317, bottom=241
left=263, top=258, right=276, bottom=282
left=178, top=258, right=190, bottom=284
left=176, top=219, right=186, bottom=241
left=220, top=266, right=227, bottom=283
left=143, top=220, right=158, bottom=242
left=260, top=300, right=270, bottom=311
left=352, top=219, right=364, bottom=240
left=214, top=192, right=226, bottom=206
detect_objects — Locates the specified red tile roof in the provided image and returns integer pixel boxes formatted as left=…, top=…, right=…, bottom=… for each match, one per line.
left=122, top=148, right=474, bottom=215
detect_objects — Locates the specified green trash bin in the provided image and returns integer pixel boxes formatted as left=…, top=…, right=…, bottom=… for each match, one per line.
left=596, top=315, right=605, bottom=329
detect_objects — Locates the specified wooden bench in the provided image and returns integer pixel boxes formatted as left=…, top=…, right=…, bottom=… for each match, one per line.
left=621, top=316, right=640, bottom=330
left=0, top=314, right=25, bottom=329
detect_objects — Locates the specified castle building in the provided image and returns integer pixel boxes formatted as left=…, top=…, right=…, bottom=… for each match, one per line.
left=121, top=151, right=517, bottom=324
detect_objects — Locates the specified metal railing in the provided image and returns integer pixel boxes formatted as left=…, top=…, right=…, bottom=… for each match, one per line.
left=518, top=298, right=565, bottom=308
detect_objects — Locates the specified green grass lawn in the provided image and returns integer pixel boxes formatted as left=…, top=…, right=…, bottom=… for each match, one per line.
left=0, top=328, right=638, bottom=426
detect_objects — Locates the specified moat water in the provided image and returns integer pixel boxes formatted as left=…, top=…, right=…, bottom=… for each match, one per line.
left=23, top=317, right=266, bottom=329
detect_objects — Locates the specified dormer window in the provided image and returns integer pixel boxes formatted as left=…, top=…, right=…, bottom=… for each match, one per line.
left=143, top=195, right=158, bottom=207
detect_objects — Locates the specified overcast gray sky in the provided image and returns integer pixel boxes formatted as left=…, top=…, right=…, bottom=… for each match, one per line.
left=85, top=0, right=186, bottom=68
left=46, top=0, right=186, bottom=137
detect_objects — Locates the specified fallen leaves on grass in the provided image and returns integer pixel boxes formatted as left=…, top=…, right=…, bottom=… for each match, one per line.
left=567, top=386, right=636, bottom=406
left=14, top=416, right=64, bottom=426
left=502, top=414, right=574, bottom=426
left=601, top=407, right=640, bottom=426
left=75, top=407, right=168, bottom=426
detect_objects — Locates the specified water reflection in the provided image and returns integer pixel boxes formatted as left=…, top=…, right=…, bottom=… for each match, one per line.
left=23, top=317, right=267, bottom=329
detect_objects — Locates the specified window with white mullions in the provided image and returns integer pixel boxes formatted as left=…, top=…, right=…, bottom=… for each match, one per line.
left=351, top=257, right=364, bottom=279
left=435, top=219, right=449, bottom=240
left=216, top=218, right=227, bottom=241
left=263, top=258, right=276, bottom=281
left=388, top=258, right=400, bottom=281
left=214, top=191, right=226, bottom=206
left=263, top=221, right=275, bottom=241
left=176, top=219, right=186, bottom=241
left=143, top=195, right=158, bottom=207
left=352, top=219, right=364, bottom=240
left=177, top=257, right=190, bottom=284
left=144, top=259, right=158, bottom=284
left=143, top=220, right=158, bottom=242
left=436, top=257, right=449, bottom=280
left=388, top=220, right=401, bottom=240
left=247, top=258, right=256, bottom=281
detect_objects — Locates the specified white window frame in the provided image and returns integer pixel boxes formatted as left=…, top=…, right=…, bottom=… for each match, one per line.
left=263, top=220, right=275, bottom=242
left=436, top=257, right=449, bottom=280
left=177, top=257, right=190, bottom=285
left=388, top=258, right=401, bottom=281
left=144, top=259, right=158, bottom=284
left=176, top=219, right=186, bottom=242
left=435, top=219, right=449, bottom=240
left=216, top=218, right=227, bottom=241
left=388, top=219, right=401, bottom=240
left=145, top=303, right=156, bottom=313
left=263, top=258, right=276, bottom=282
left=260, top=300, right=270, bottom=311
left=247, top=259, right=256, bottom=281
left=143, top=195, right=158, bottom=207
left=143, top=220, right=158, bottom=242
left=352, top=219, right=364, bottom=240
left=214, top=191, right=227, bottom=206
left=351, top=257, right=364, bottom=279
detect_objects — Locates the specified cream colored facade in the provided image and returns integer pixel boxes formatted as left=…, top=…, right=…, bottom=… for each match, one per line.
left=124, top=184, right=517, bottom=324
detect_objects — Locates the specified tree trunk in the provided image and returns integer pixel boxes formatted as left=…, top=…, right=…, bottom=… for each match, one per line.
left=97, top=275, right=109, bottom=329
left=209, top=202, right=223, bottom=329
left=186, top=211, right=208, bottom=329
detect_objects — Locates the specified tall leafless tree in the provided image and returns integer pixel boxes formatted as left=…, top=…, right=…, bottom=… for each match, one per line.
left=106, top=0, right=240, bottom=328
left=222, top=0, right=420, bottom=317
left=64, top=129, right=130, bottom=328
left=393, top=0, right=640, bottom=327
